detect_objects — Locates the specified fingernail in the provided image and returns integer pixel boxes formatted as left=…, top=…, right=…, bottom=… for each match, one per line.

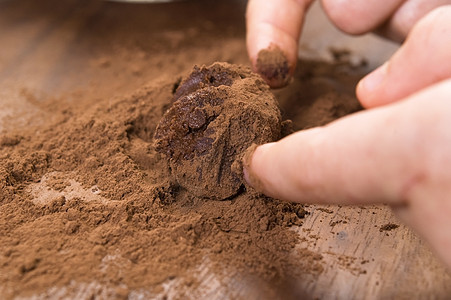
left=242, top=144, right=259, bottom=187
left=358, top=62, right=388, bottom=94
left=242, top=143, right=274, bottom=192
left=243, top=165, right=251, bottom=186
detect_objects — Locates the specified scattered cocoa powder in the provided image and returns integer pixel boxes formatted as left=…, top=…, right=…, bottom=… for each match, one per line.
left=0, top=0, right=365, bottom=298
left=380, top=223, right=400, bottom=232
left=0, top=76, right=312, bottom=298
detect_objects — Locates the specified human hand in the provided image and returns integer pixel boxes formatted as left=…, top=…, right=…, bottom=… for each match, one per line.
left=244, top=6, right=451, bottom=267
left=246, top=0, right=450, bottom=88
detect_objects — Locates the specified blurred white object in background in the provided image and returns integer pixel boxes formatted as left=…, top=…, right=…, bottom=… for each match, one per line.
left=300, top=2, right=399, bottom=69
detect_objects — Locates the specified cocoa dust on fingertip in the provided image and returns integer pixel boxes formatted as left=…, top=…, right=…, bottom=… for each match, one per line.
left=256, top=45, right=291, bottom=89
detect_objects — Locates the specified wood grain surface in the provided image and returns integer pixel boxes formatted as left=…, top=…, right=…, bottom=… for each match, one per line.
left=0, top=0, right=450, bottom=299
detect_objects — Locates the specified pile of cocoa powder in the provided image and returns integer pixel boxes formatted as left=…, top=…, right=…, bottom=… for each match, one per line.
left=0, top=61, right=361, bottom=299
left=0, top=1, right=363, bottom=298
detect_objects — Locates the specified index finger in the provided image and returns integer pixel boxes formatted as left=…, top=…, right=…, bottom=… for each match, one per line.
left=244, top=79, right=451, bottom=206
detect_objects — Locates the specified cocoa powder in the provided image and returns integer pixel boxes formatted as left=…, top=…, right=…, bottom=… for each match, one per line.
left=0, top=1, right=363, bottom=298
left=0, top=70, right=310, bottom=299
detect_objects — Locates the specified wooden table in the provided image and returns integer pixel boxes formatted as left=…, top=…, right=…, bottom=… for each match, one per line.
left=1, top=0, right=450, bottom=299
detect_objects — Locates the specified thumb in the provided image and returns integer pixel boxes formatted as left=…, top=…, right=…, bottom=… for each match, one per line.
left=357, top=6, right=451, bottom=108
